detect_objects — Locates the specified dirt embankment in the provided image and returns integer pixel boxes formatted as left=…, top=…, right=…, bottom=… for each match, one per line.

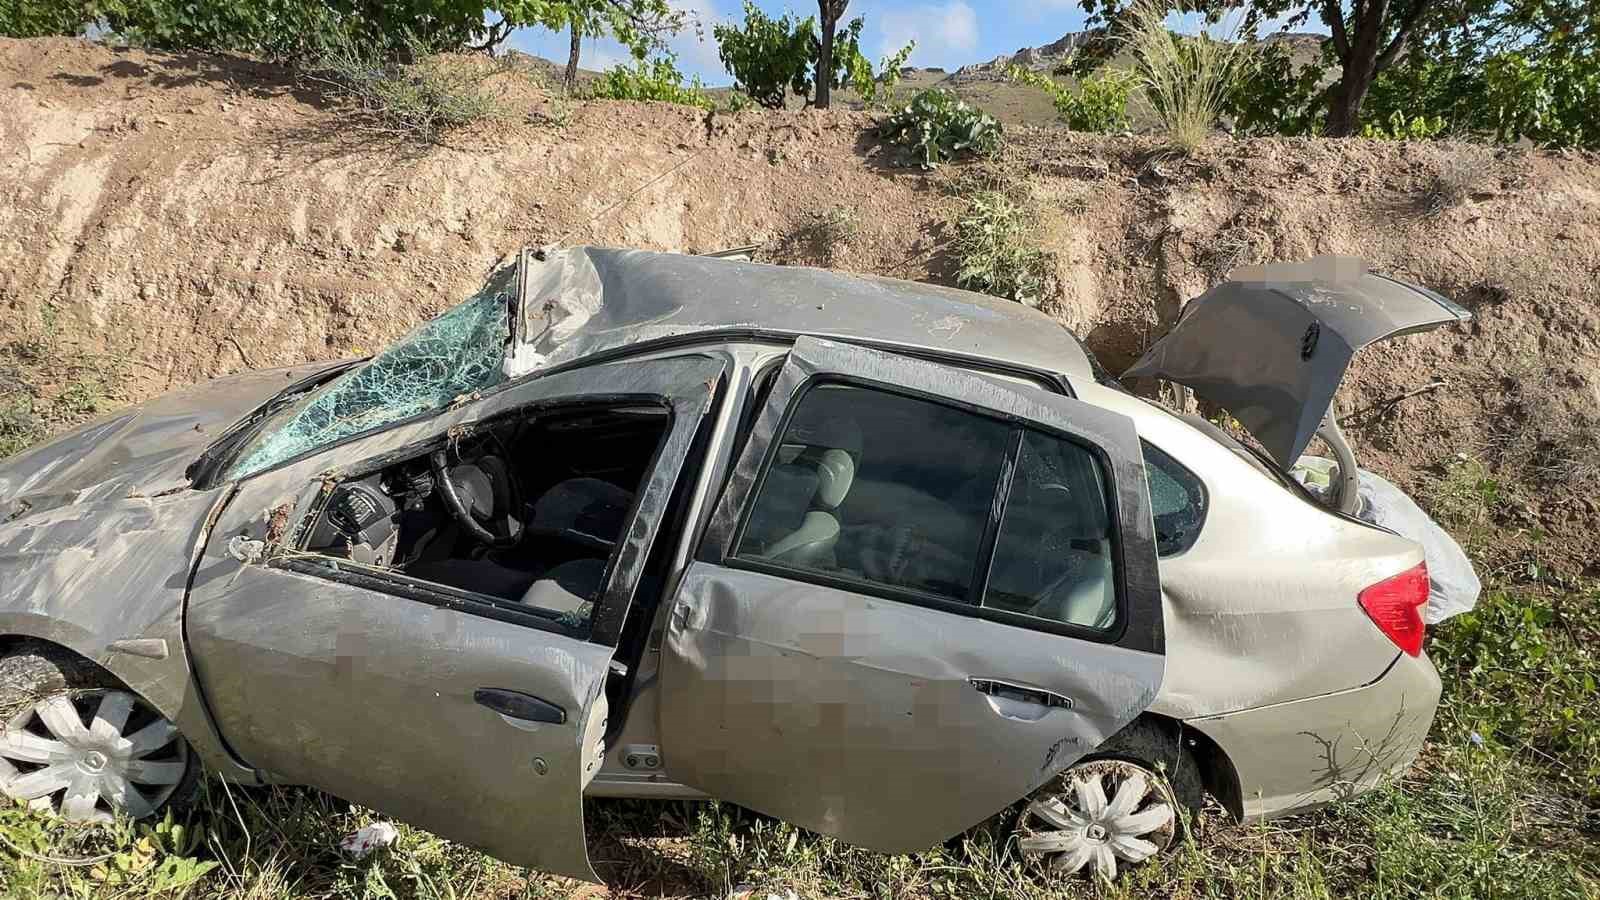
left=3, top=37, right=1598, bottom=573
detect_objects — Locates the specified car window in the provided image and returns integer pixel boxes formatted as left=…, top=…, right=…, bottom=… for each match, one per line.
left=227, top=266, right=515, bottom=480
left=1143, top=441, right=1206, bottom=556
left=734, top=383, right=1010, bottom=601
left=984, top=431, right=1119, bottom=630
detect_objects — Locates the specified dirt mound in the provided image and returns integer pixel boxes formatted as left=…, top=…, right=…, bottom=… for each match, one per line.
left=3, top=37, right=1598, bottom=573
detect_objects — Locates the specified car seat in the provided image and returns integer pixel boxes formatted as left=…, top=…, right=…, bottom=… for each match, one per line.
left=746, top=448, right=856, bottom=568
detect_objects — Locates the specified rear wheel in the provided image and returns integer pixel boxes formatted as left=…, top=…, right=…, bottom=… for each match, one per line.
left=0, top=642, right=194, bottom=822
left=1014, top=721, right=1204, bottom=882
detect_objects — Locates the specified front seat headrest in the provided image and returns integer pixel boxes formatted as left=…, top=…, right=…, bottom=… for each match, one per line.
left=814, top=449, right=855, bottom=510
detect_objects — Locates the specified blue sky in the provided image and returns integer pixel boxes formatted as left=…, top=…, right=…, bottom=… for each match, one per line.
left=506, top=1, right=1325, bottom=87
left=508, top=0, right=1106, bottom=86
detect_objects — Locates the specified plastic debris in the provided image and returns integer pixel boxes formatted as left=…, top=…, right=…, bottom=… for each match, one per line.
left=1292, top=457, right=1482, bottom=624
left=338, top=821, right=399, bottom=858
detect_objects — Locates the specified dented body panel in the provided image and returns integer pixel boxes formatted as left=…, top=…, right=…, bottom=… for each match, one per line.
left=656, top=338, right=1165, bottom=849
left=1185, top=651, right=1441, bottom=819
left=507, top=247, right=1094, bottom=382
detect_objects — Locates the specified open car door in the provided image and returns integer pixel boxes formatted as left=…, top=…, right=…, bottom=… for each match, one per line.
left=658, top=337, right=1164, bottom=852
left=187, top=355, right=724, bottom=883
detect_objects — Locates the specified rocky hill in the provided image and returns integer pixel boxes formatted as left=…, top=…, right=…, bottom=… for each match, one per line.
left=2, top=36, right=1598, bottom=573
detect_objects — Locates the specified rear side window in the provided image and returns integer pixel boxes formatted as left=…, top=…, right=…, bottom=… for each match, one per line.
left=733, top=382, right=1127, bottom=637
left=1143, top=442, right=1205, bottom=556
left=735, top=384, right=1010, bottom=600
left=985, top=431, right=1118, bottom=630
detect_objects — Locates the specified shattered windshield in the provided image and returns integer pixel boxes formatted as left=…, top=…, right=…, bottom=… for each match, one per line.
left=227, top=267, right=514, bottom=480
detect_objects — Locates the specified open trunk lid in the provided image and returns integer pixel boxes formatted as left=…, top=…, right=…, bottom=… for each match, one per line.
left=1123, top=256, right=1470, bottom=468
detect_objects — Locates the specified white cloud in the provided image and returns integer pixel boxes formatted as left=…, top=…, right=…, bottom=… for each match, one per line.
left=874, top=0, right=980, bottom=68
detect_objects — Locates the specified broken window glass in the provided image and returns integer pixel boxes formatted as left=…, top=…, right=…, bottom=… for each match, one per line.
left=228, top=267, right=514, bottom=480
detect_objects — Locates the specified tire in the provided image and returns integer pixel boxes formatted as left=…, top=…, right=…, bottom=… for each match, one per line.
left=0, top=640, right=198, bottom=822
left=1014, top=720, right=1204, bottom=882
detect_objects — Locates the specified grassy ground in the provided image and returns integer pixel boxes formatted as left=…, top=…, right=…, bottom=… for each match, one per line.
left=2, top=457, right=1597, bottom=898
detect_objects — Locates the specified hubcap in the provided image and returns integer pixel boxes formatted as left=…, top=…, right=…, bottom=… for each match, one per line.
left=1017, top=758, right=1178, bottom=882
left=0, top=689, right=188, bottom=823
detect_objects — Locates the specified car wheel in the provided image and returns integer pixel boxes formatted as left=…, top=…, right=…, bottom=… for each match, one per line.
left=0, top=642, right=195, bottom=823
left=1015, top=720, right=1206, bottom=882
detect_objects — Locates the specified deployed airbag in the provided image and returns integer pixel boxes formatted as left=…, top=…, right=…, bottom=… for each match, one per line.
left=1293, top=457, right=1481, bottom=624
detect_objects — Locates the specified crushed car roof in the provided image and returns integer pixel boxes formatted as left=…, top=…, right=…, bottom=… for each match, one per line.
left=504, top=247, right=1095, bottom=381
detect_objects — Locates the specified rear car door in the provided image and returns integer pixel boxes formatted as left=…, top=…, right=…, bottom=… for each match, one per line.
left=658, top=337, right=1163, bottom=852
left=186, top=355, right=724, bottom=882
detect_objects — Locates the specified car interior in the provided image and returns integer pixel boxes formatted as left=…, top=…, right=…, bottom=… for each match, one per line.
left=301, top=405, right=670, bottom=626
left=736, top=384, right=1119, bottom=629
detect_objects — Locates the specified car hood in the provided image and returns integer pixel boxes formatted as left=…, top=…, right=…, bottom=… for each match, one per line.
left=0, top=363, right=344, bottom=518
left=1123, top=256, right=1470, bottom=468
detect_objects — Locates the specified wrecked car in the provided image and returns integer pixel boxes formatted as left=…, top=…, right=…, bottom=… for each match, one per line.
left=0, top=248, right=1473, bottom=882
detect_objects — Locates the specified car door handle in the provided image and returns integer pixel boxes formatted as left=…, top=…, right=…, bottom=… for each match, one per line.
left=968, top=678, right=1074, bottom=710
left=474, top=689, right=566, bottom=725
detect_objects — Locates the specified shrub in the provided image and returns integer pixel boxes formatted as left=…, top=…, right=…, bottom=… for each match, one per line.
left=952, top=190, right=1047, bottom=305
left=300, top=29, right=506, bottom=142
left=850, top=40, right=916, bottom=104
left=1361, top=110, right=1449, bottom=140
left=1121, top=0, right=1256, bottom=152
left=713, top=1, right=911, bottom=109
left=1225, top=41, right=1326, bottom=137
left=1009, top=65, right=1133, bottom=132
left=878, top=88, right=1001, bottom=168
left=0, top=0, right=93, bottom=36
left=591, top=56, right=714, bottom=109
left=713, top=1, right=817, bottom=109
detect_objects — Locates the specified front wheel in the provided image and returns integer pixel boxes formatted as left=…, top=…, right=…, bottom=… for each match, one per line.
left=0, top=643, right=195, bottom=822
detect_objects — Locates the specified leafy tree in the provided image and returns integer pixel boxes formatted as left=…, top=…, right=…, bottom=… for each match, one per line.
left=714, top=0, right=909, bottom=108
left=1224, top=41, right=1326, bottom=136
left=1077, top=0, right=1451, bottom=136
left=1, top=0, right=94, bottom=36
left=547, top=0, right=682, bottom=93
left=815, top=0, right=848, bottom=108
left=714, top=2, right=816, bottom=108
left=10, top=0, right=680, bottom=66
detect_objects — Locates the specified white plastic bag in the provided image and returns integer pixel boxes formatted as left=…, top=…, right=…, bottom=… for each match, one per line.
left=338, top=821, right=399, bottom=858
left=1292, top=457, right=1481, bottom=624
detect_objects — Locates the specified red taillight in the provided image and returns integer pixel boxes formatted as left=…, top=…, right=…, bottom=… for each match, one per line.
left=1358, top=562, right=1430, bottom=657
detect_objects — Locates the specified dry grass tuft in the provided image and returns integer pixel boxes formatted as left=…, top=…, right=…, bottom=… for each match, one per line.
left=1121, top=0, right=1256, bottom=154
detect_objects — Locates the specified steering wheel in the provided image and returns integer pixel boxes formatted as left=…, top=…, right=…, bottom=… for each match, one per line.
left=430, top=450, right=523, bottom=549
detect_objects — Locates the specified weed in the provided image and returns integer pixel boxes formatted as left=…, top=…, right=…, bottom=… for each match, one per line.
left=55, top=375, right=105, bottom=419
left=1121, top=0, right=1256, bottom=154
left=588, top=56, right=715, bottom=110
left=952, top=189, right=1049, bottom=305
left=1487, top=368, right=1600, bottom=488
left=774, top=205, right=859, bottom=266
left=1363, top=110, right=1450, bottom=141
left=878, top=88, right=1002, bottom=169
left=0, top=394, right=41, bottom=460
left=1418, top=149, right=1497, bottom=215
left=301, top=30, right=506, bottom=143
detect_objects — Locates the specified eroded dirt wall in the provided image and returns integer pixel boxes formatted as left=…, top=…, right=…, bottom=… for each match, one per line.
left=3, top=37, right=1598, bottom=571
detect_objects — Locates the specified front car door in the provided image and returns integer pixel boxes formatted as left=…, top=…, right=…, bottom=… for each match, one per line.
left=659, top=337, right=1163, bottom=852
left=186, top=354, right=725, bottom=882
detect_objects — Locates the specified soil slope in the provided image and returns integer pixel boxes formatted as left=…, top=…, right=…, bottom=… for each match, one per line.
left=3, top=37, right=1598, bottom=572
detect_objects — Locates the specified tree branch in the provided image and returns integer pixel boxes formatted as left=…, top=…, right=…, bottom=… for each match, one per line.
left=1324, top=0, right=1351, bottom=58
left=1375, top=0, right=1435, bottom=70
left=469, top=16, right=513, bottom=52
